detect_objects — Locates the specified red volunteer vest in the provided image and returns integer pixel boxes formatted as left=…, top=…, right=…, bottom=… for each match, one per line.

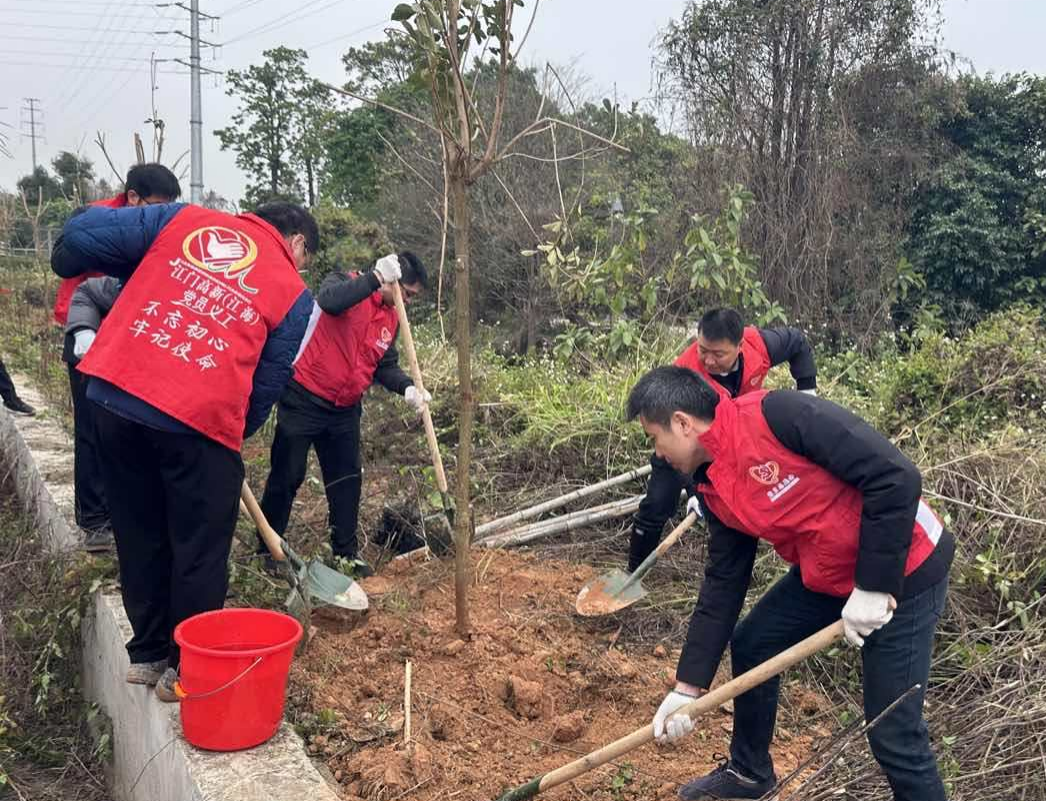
left=675, top=326, right=772, bottom=398
left=53, top=194, right=127, bottom=325
left=293, top=275, right=399, bottom=408
left=77, top=206, right=306, bottom=451
left=696, top=392, right=943, bottom=597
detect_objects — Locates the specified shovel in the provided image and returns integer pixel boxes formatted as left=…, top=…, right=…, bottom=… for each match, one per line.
left=391, top=281, right=454, bottom=529
left=499, top=620, right=845, bottom=800
left=575, top=511, right=698, bottom=616
left=240, top=481, right=368, bottom=615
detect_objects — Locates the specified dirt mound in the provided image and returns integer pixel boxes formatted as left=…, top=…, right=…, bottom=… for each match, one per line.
left=294, top=549, right=820, bottom=800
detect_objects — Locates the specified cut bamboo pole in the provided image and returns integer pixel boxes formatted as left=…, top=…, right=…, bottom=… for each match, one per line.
left=475, top=464, right=652, bottom=537
left=479, top=495, right=643, bottom=549
left=404, top=660, right=412, bottom=745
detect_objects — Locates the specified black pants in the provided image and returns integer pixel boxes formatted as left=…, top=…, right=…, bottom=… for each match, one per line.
left=259, top=387, right=363, bottom=559
left=94, top=406, right=243, bottom=667
left=0, top=357, right=18, bottom=404
left=67, top=363, right=109, bottom=530
left=730, top=566, right=948, bottom=800
left=629, top=454, right=687, bottom=571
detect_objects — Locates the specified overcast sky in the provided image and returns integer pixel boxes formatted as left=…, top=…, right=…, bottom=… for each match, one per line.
left=1, top=0, right=1044, bottom=199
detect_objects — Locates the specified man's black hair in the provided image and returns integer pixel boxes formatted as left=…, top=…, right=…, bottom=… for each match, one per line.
left=697, top=308, right=745, bottom=344
left=253, top=202, right=320, bottom=254
left=626, top=366, right=720, bottom=427
left=398, top=251, right=429, bottom=288
left=125, top=162, right=181, bottom=200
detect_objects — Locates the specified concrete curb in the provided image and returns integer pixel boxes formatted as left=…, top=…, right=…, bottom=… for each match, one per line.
left=1, top=371, right=338, bottom=801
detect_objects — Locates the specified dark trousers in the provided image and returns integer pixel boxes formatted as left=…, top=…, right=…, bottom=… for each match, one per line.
left=0, top=357, right=16, bottom=403
left=630, top=454, right=687, bottom=571
left=259, top=389, right=363, bottom=559
left=67, top=363, right=109, bottom=530
left=729, top=566, right=948, bottom=800
left=94, top=406, right=243, bottom=667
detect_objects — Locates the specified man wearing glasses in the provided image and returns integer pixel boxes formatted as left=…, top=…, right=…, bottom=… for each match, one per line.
left=257, top=252, right=430, bottom=576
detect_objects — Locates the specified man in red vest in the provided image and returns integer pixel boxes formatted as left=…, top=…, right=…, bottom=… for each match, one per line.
left=630, top=308, right=818, bottom=571
left=258, top=252, right=429, bottom=576
left=55, top=163, right=181, bottom=553
left=628, top=366, right=953, bottom=800
left=51, top=200, right=317, bottom=702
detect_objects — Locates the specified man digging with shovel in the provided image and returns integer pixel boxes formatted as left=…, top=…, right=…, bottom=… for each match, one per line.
left=628, top=366, right=954, bottom=800
left=630, top=308, right=818, bottom=574
left=257, top=252, right=430, bottom=578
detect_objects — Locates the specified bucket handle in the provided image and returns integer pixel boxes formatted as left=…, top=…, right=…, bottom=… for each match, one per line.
left=174, top=656, right=264, bottom=701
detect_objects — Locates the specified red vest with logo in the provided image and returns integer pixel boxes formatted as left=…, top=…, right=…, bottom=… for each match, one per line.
left=675, top=326, right=772, bottom=398
left=53, top=194, right=126, bottom=325
left=696, top=392, right=943, bottom=597
left=293, top=276, right=399, bottom=408
left=77, top=205, right=306, bottom=451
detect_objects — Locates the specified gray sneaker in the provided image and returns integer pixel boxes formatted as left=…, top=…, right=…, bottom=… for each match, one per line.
left=83, top=527, right=115, bottom=553
left=155, top=667, right=180, bottom=703
left=126, top=659, right=168, bottom=685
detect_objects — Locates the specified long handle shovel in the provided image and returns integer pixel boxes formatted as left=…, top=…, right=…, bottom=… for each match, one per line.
left=499, top=620, right=845, bottom=800
left=391, top=281, right=454, bottom=529
left=240, top=481, right=368, bottom=614
left=575, top=511, right=698, bottom=616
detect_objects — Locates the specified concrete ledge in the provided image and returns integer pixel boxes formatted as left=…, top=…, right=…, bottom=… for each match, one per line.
left=1, top=369, right=338, bottom=801
left=0, top=374, right=78, bottom=552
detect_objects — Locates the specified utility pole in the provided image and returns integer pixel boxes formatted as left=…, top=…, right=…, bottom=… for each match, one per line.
left=21, top=98, right=44, bottom=172
left=189, top=0, right=203, bottom=204
left=157, top=2, right=220, bottom=204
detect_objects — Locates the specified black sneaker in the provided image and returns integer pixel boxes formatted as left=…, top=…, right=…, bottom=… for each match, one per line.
left=333, top=555, right=374, bottom=579
left=83, top=526, right=115, bottom=553
left=3, top=397, right=35, bottom=416
left=678, top=756, right=775, bottom=800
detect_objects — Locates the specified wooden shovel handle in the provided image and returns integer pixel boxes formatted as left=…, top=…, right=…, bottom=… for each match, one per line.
left=241, top=480, right=286, bottom=562
left=521, top=620, right=845, bottom=798
left=652, top=511, right=697, bottom=559
left=391, top=280, right=449, bottom=495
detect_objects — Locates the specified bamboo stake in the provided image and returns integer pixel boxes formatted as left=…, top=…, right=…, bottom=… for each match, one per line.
left=404, top=660, right=413, bottom=745
left=479, top=496, right=643, bottom=549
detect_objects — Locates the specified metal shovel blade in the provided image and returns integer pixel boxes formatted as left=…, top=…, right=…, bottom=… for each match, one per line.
left=575, top=569, right=648, bottom=617
left=303, top=559, right=369, bottom=611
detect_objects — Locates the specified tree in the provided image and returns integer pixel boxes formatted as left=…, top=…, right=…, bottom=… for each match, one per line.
left=294, top=79, right=336, bottom=207
left=51, top=151, right=95, bottom=204
left=658, top=0, right=947, bottom=335
left=215, top=47, right=310, bottom=206
left=16, top=167, right=62, bottom=204
left=391, top=0, right=620, bottom=633
left=904, top=73, right=1046, bottom=325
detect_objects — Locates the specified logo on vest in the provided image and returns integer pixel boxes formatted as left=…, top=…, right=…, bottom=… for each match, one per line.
left=380, top=327, right=393, bottom=343
left=748, top=461, right=780, bottom=485
left=182, top=227, right=259, bottom=295
left=766, top=473, right=800, bottom=503
left=750, top=375, right=761, bottom=386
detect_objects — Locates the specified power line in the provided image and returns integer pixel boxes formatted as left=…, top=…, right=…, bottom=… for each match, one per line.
left=0, top=59, right=189, bottom=74
left=55, top=2, right=146, bottom=109
left=222, top=0, right=340, bottom=45
left=305, top=18, right=387, bottom=52
left=222, top=0, right=270, bottom=17
left=0, top=22, right=157, bottom=32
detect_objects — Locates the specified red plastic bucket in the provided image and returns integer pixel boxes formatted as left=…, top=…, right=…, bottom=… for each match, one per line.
left=174, top=608, right=302, bottom=751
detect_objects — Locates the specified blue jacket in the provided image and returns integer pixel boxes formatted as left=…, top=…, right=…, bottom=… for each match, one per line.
left=51, top=203, right=313, bottom=441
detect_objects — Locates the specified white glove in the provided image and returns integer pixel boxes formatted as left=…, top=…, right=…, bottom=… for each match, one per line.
left=685, top=496, right=704, bottom=519
left=800, top=388, right=817, bottom=396
left=73, top=329, right=96, bottom=359
left=404, top=385, right=431, bottom=411
left=841, top=587, right=896, bottom=647
left=373, top=254, right=402, bottom=284
left=652, top=690, right=698, bottom=744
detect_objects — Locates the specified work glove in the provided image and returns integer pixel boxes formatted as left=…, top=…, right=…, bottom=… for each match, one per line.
left=841, top=587, right=897, bottom=647
left=73, top=329, right=96, bottom=359
left=686, top=495, right=704, bottom=519
left=653, top=689, right=699, bottom=744
left=800, top=388, right=817, bottom=396
left=373, top=254, right=402, bottom=284
left=404, top=385, right=431, bottom=412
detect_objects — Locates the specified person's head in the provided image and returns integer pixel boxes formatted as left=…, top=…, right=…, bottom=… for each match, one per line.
left=378, top=251, right=428, bottom=307
left=252, top=201, right=320, bottom=270
left=695, top=308, right=745, bottom=375
left=627, top=366, right=721, bottom=474
left=124, top=163, right=181, bottom=206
